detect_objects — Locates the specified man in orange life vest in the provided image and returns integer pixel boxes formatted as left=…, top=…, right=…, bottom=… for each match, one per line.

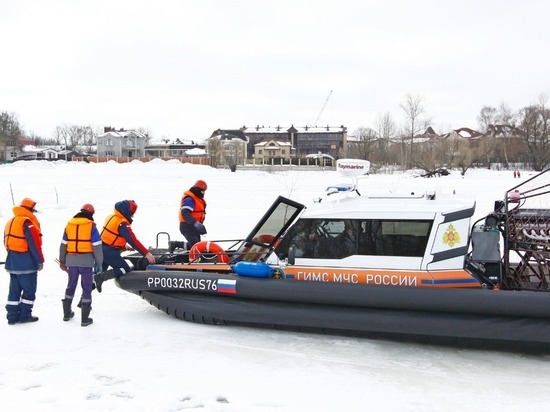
left=169, top=180, right=207, bottom=253
left=94, top=200, right=155, bottom=293
left=59, top=203, right=103, bottom=326
left=3, top=198, right=44, bottom=325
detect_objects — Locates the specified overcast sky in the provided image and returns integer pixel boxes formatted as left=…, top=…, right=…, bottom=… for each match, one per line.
left=1, top=0, right=548, bottom=142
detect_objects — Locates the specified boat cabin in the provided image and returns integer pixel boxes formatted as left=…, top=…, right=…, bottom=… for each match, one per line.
left=274, top=192, right=476, bottom=272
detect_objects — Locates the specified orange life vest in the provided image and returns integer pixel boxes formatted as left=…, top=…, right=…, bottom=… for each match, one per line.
left=65, top=217, right=94, bottom=253
left=3, top=206, right=42, bottom=252
left=101, top=211, right=129, bottom=248
left=179, top=190, right=207, bottom=223
left=4, top=216, right=30, bottom=252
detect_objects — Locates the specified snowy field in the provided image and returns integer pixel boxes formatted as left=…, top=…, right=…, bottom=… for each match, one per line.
left=1, top=160, right=549, bottom=411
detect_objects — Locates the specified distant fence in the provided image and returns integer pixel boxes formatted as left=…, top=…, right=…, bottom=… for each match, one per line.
left=72, top=156, right=210, bottom=165
left=71, top=156, right=335, bottom=169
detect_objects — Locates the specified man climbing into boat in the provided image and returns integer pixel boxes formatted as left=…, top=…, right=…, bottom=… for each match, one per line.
left=169, top=180, right=208, bottom=255
left=94, top=200, right=155, bottom=293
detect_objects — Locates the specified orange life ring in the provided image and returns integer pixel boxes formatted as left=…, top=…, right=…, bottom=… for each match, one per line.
left=189, top=241, right=230, bottom=264
left=254, top=234, right=275, bottom=245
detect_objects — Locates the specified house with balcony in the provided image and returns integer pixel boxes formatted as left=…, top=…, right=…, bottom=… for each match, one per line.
left=206, top=129, right=248, bottom=167
left=243, top=125, right=347, bottom=159
left=96, top=127, right=148, bottom=158
left=254, top=140, right=292, bottom=161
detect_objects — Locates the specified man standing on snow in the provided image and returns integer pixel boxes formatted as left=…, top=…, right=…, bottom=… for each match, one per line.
left=3, top=198, right=44, bottom=325
left=94, top=200, right=155, bottom=293
left=169, top=180, right=208, bottom=254
left=59, top=203, right=103, bottom=326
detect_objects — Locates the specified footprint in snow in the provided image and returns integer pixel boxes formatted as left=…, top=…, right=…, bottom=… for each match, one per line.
left=178, top=396, right=204, bottom=408
left=21, top=383, right=42, bottom=391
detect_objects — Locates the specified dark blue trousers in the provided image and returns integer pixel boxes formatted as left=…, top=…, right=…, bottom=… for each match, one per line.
left=180, top=222, right=201, bottom=250
left=102, top=248, right=132, bottom=278
left=5, top=272, right=37, bottom=323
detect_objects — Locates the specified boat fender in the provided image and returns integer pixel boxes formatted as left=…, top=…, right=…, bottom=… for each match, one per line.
left=233, top=261, right=273, bottom=278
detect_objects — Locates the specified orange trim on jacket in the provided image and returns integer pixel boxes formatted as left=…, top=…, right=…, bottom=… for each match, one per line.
left=179, top=190, right=207, bottom=223
left=101, top=211, right=130, bottom=248
left=65, top=217, right=94, bottom=253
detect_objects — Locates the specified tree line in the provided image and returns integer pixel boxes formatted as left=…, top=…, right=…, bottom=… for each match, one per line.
left=3, top=92, right=550, bottom=172
left=0, top=112, right=96, bottom=150
left=0, top=113, right=152, bottom=157
left=347, top=93, right=550, bottom=173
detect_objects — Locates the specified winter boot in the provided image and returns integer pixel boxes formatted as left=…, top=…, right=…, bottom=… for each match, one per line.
left=62, top=298, right=75, bottom=321
left=19, top=316, right=39, bottom=323
left=94, top=270, right=115, bottom=293
left=94, top=273, right=104, bottom=293
left=169, top=241, right=188, bottom=253
left=168, top=241, right=177, bottom=253
left=81, top=303, right=93, bottom=327
left=19, top=302, right=38, bottom=323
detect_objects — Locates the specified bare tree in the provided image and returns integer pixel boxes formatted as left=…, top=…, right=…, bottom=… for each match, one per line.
left=207, top=137, right=222, bottom=167
left=478, top=102, right=518, bottom=168
left=0, top=111, right=23, bottom=138
left=409, top=135, right=456, bottom=177
left=375, top=112, right=397, bottom=164
left=55, top=124, right=94, bottom=151
left=477, top=105, right=497, bottom=133
left=477, top=135, right=499, bottom=168
left=435, top=135, right=459, bottom=168
left=400, top=93, right=431, bottom=167
left=348, top=127, right=378, bottom=161
left=409, top=138, right=438, bottom=175
left=454, top=138, right=478, bottom=175
left=497, top=101, right=515, bottom=125
left=496, top=102, right=517, bottom=167
left=136, top=127, right=153, bottom=145
left=0, top=111, right=24, bottom=160
left=517, top=94, right=550, bottom=171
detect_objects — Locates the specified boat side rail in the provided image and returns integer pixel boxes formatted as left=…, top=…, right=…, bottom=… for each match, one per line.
left=126, top=235, right=276, bottom=269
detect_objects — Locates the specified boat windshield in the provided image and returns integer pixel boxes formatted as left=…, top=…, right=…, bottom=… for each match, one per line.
left=232, top=196, right=305, bottom=262
left=275, top=218, right=433, bottom=259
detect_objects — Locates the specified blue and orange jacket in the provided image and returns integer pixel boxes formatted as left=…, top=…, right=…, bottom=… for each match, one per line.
left=3, top=205, right=44, bottom=273
left=179, top=190, right=206, bottom=224
left=101, top=200, right=148, bottom=255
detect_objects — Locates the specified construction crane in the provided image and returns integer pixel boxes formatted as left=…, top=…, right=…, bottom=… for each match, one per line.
left=313, top=90, right=333, bottom=126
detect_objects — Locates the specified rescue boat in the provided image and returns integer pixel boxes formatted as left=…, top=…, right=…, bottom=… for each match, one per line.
left=116, top=161, right=550, bottom=353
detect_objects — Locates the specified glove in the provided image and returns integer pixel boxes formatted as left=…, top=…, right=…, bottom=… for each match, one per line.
left=193, top=221, right=207, bottom=234
left=145, top=252, right=156, bottom=264
left=93, top=263, right=103, bottom=274
left=37, top=263, right=44, bottom=271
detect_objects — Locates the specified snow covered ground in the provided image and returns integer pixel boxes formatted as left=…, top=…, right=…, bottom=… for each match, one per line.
left=1, top=160, right=549, bottom=411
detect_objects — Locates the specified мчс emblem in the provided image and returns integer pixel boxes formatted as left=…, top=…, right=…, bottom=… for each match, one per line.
left=442, top=224, right=460, bottom=247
